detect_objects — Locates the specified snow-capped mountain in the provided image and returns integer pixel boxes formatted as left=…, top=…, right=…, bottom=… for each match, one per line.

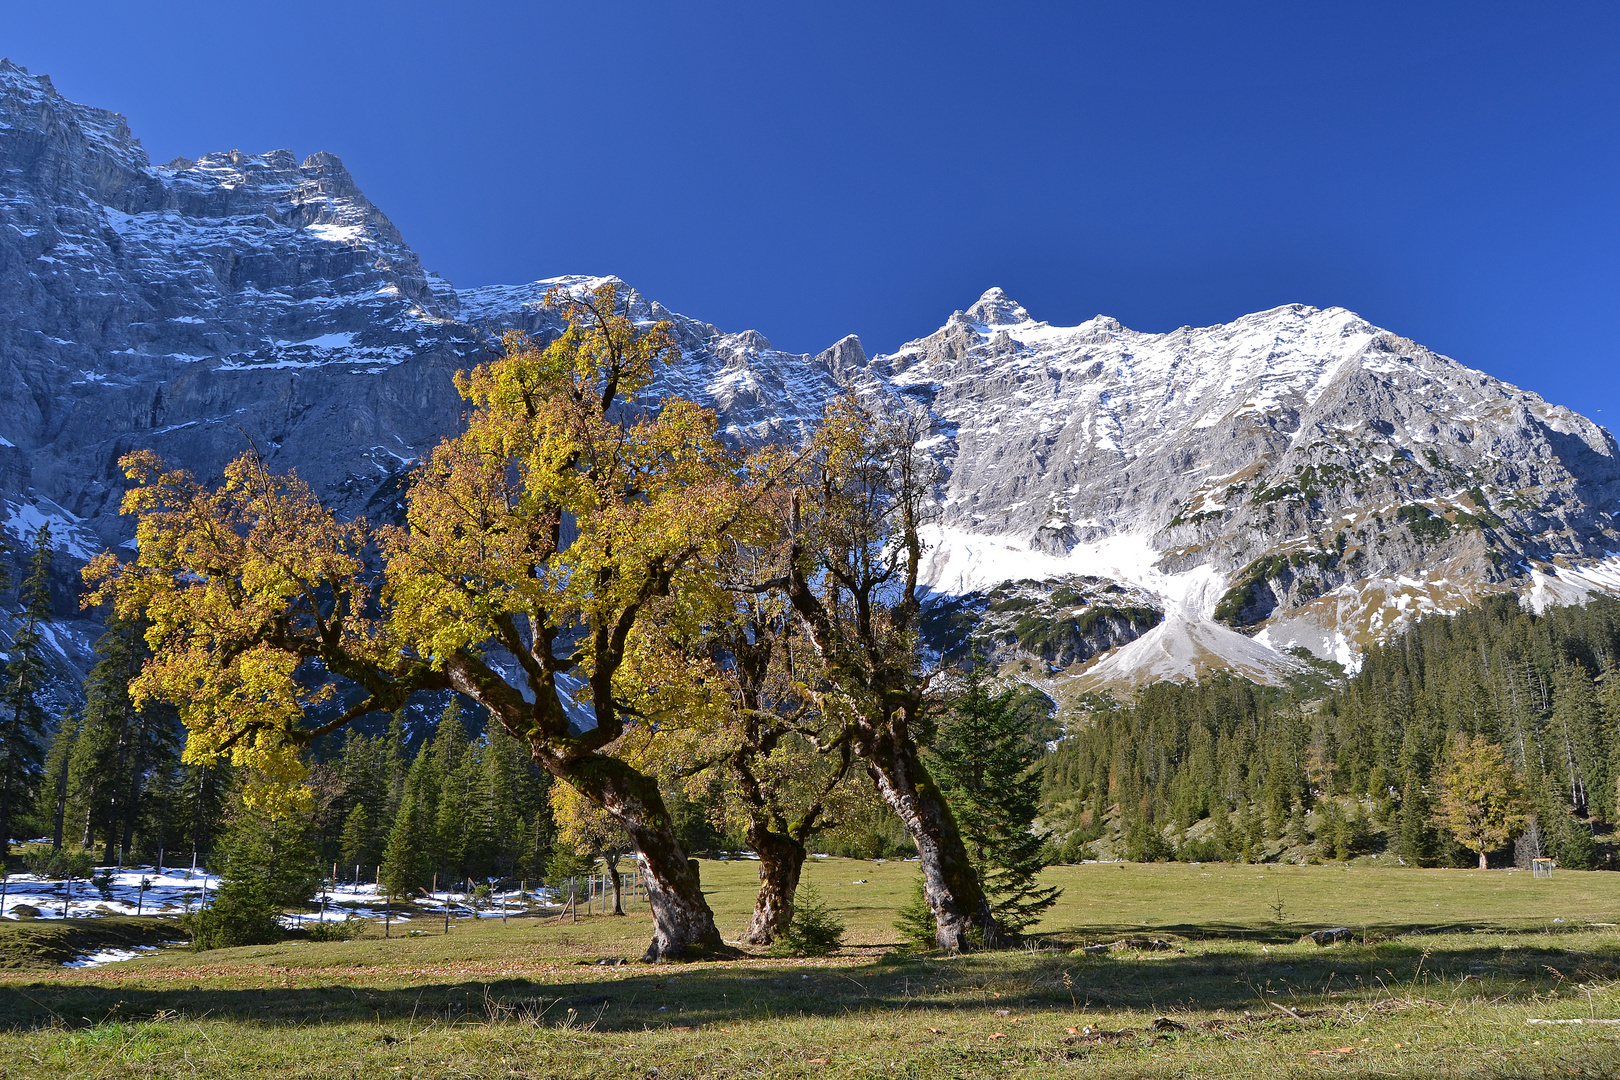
left=5, top=57, right=1619, bottom=695
left=881, top=289, right=1620, bottom=685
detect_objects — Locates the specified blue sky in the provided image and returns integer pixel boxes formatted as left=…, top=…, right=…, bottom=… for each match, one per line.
left=8, top=2, right=1619, bottom=419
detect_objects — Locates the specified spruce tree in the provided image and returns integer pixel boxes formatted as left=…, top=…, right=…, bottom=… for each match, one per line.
left=340, top=803, right=373, bottom=871
left=931, top=670, right=1060, bottom=937
left=381, top=763, right=434, bottom=899
left=382, top=710, right=411, bottom=826
left=1315, top=800, right=1345, bottom=860
left=1552, top=663, right=1605, bottom=820
left=0, top=526, right=50, bottom=858
left=66, top=618, right=180, bottom=863
left=429, top=702, right=471, bottom=880
left=188, top=795, right=319, bottom=948
left=1397, top=776, right=1437, bottom=865
left=326, top=728, right=389, bottom=871
left=39, top=709, right=78, bottom=850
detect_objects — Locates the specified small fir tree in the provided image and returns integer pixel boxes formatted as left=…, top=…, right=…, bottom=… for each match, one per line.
left=931, top=669, right=1060, bottom=936
left=1397, top=776, right=1438, bottom=866
left=380, top=788, right=432, bottom=900
left=187, top=796, right=320, bottom=948
left=66, top=617, right=180, bottom=863
left=39, top=709, right=79, bottom=850
left=1314, top=800, right=1345, bottom=860
left=340, top=803, right=374, bottom=871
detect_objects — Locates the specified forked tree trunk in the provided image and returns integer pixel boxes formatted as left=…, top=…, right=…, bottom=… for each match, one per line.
left=550, top=752, right=723, bottom=961
left=862, top=729, right=999, bottom=951
left=741, top=824, right=807, bottom=945
left=1479, top=849, right=1489, bottom=870
left=450, top=654, right=725, bottom=961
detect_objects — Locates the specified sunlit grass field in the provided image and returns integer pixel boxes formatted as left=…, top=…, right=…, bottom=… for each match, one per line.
left=3, top=858, right=1619, bottom=1078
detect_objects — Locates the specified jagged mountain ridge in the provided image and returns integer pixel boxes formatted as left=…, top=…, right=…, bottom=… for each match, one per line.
left=4, top=57, right=1619, bottom=697
left=885, top=288, right=1620, bottom=684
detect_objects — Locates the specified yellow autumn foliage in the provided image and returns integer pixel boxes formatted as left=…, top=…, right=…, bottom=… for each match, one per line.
left=85, top=280, right=791, bottom=827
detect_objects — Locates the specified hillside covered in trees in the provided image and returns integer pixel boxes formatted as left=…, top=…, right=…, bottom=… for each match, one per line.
left=1041, top=594, right=1620, bottom=870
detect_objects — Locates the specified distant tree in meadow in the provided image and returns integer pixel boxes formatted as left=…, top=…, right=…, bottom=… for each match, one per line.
left=1437, top=735, right=1527, bottom=870
left=187, top=794, right=320, bottom=948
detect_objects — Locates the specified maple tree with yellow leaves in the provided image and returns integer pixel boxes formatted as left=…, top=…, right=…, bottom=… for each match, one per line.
left=84, top=281, right=785, bottom=960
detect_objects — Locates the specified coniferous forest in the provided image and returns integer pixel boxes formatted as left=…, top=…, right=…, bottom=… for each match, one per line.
left=1040, top=593, right=1620, bottom=870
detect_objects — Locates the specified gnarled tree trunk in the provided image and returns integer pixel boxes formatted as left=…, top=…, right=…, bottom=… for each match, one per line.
left=742, top=823, right=807, bottom=945
left=549, top=751, right=722, bottom=961
left=861, top=725, right=998, bottom=951
left=447, top=653, right=725, bottom=961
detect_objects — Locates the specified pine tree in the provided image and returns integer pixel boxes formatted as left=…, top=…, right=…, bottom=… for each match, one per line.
left=39, top=709, right=79, bottom=850
left=0, top=526, right=50, bottom=858
left=340, top=803, right=373, bottom=871
left=384, top=710, right=411, bottom=822
left=429, top=702, right=471, bottom=880
left=187, top=795, right=320, bottom=949
left=1315, top=800, right=1345, bottom=860
left=65, top=618, right=180, bottom=863
left=381, top=765, right=434, bottom=899
left=1397, top=775, right=1437, bottom=866
left=931, top=670, right=1060, bottom=937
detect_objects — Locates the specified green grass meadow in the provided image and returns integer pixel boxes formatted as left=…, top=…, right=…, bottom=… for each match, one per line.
left=3, top=858, right=1620, bottom=1078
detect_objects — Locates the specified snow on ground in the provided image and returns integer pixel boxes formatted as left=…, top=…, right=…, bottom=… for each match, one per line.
left=919, top=525, right=1224, bottom=618
left=1525, top=554, right=1620, bottom=614
left=65, top=946, right=163, bottom=968
left=1, top=866, right=586, bottom=927
left=1077, top=618, right=1307, bottom=690
left=2, top=867, right=223, bottom=919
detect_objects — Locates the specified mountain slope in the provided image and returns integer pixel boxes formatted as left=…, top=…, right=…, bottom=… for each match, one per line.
left=882, top=289, right=1620, bottom=684
left=5, top=58, right=1620, bottom=697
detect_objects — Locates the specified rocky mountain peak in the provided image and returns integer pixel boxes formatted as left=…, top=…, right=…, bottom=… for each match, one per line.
left=964, top=286, right=1031, bottom=326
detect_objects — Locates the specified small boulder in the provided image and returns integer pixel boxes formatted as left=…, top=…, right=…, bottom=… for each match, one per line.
left=9, top=904, right=43, bottom=919
left=1301, top=927, right=1353, bottom=946
left=1113, top=937, right=1173, bottom=951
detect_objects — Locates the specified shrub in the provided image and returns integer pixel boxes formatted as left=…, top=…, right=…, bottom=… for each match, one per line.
left=1397, top=504, right=1451, bottom=544
left=21, top=846, right=94, bottom=881
left=184, top=798, right=320, bottom=950
left=1123, top=820, right=1174, bottom=862
left=306, top=916, right=370, bottom=942
left=183, top=883, right=283, bottom=950
left=1176, top=837, right=1226, bottom=863
left=769, top=886, right=844, bottom=957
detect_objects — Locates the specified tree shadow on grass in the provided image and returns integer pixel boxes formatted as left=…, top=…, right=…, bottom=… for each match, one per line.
left=1045, top=918, right=1594, bottom=945
left=2, top=933, right=1615, bottom=1033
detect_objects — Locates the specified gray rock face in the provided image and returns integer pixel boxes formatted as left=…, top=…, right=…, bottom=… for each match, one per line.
left=919, top=575, right=1163, bottom=671
left=879, top=288, right=1620, bottom=679
left=6, top=58, right=1620, bottom=697
left=0, top=58, right=481, bottom=551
